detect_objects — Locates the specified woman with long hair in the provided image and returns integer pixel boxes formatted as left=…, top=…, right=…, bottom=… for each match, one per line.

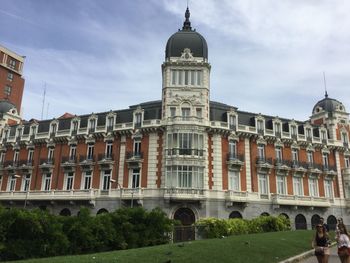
left=336, top=223, right=350, bottom=263
left=312, top=224, right=330, bottom=263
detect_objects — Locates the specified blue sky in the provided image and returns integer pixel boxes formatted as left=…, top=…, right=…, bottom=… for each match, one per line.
left=1, top=0, right=350, bottom=121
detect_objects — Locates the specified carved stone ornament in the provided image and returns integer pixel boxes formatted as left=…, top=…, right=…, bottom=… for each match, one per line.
left=170, top=94, right=201, bottom=105
left=180, top=48, right=194, bottom=60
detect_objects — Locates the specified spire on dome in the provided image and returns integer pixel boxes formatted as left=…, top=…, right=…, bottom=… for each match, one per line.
left=182, top=7, right=192, bottom=31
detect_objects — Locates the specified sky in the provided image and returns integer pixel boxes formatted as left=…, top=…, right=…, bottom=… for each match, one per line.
left=1, top=0, right=350, bottom=122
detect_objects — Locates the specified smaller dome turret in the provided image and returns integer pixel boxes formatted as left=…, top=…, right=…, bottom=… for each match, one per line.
left=312, top=92, right=346, bottom=115
left=0, top=100, right=17, bottom=115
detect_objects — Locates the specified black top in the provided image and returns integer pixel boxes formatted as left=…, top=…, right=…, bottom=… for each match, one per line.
left=315, top=234, right=328, bottom=247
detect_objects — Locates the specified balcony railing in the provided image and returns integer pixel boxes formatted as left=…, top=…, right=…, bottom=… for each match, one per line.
left=166, top=148, right=204, bottom=157
left=126, top=152, right=143, bottom=159
left=98, top=153, right=114, bottom=161
left=227, top=153, right=244, bottom=162
left=3, top=160, right=19, bottom=167
left=19, top=159, right=33, bottom=166
left=40, top=158, right=54, bottom=165
left=61, top=156, right=77, bottom=163
left=274, top=159, right=291, bottom=166
left=256, top=157, right=273, bottom=165
left=79, top=155, right=95, bottom=162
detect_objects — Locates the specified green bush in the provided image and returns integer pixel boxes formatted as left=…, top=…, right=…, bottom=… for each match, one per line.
left=196, top=215, right=291, bottom=239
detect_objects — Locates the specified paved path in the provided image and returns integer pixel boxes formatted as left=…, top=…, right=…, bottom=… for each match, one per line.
left=299, top=245, right=340, bottom=263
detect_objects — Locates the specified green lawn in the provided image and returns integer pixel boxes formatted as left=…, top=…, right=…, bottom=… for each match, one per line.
left=11, top=230, right=316, bottom=263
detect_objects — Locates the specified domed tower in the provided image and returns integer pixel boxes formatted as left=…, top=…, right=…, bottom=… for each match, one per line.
left=310, top=91, right=349, bottom=140
left=161, top=8, right=211, bottom=193
left=162, top=7, right=210, bottom=121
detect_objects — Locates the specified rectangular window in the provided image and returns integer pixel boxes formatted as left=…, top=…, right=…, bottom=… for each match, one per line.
left=324, top=180, right=333, bottom=198
left=27, top=149, right=34, bottom=164
left=170, top=107, right=176, bottom=117
left=196, top=108, right=202, bottom=119
left=102, top=170, right=111, bottom=190
left=307, top=151, right=313, bottom=165
left=65, top=172, right=74, bottom=190
left=7, top=72, right=13, bottom=81
left=258, top=145, right=265, bottom=159
left=106, top=142, right=113, bottom=158
left=292, top=149, right=298, bottom=162
left=87, top=144, right=94, bottom=160
left=196, top=70, right=202, bottom=85
left=83, top=171, right=92, bottom=190
left=322, top=153, right=329, bottom=169
left=229, top=170, right=240, bottom=191
left=291, top=125, right=297, bottom=137
left=184, top=70, right=189, bottom=85
left=275, top=147, right=282, bottom=162
left=181, top=108, right=191, bottom=120
left=72, top=121, right=79, bottom=133
left=309, top=178, right=318, bottom=197
left=133, top=140, right=141, bottom=155
left=345, top=157, right=350, bottom=168
left=229, top=115, right=236, bottom=129
left=178, top=70, right=183, bottom=85
left=342, top=133, right=348, bottom=144
left=171, top=70, right=177, bottom=85
left=229, top=140, right=237, bottom=159
left=258, top=174, right=268, bottom=195
left=191, top=71, right=195, bottom=85
left=89, top=119, right=96, bottom=131
left=131, top=168, right=140, bottom=188
left=179, top=133, right=192, bottom=155
left=48, top=148, right=54, bottom=162
left=4, top=85, right=11, bottom=96
left=321, top=130, right=327, bottom=140
left=135, top=113, right=142, bottom=126
left=276, top=175, right=286, bottom=195
left=42, top=173, right=52, bottom=191
left=107, top=117, right=114, bottom=130
left=293, top=177, right=303, bottom=196
left=23, top=174, right=31, bottom=191
left=69, top=145, right=76, bottom=161
left=13, top=151, right=19, bottom=163
left=0, top=152, right=5, bottom=164
left=8, top=59, right=16, bottom=69
left=8, top=175, right=17, bottom=191
left=257, top=120, right=264, bottom=131
left=165, top=166, right=203, bottom=188
left=274, top=122, right=281, bottom=133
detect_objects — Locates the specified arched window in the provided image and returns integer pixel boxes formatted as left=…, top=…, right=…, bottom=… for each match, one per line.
left=295, top=214, right=307, bottom=230
left=279, top=213, right=289, bottom=219
left=229, top=211, right=242, bottom=219
left=173, top=207, right=195, bottom=242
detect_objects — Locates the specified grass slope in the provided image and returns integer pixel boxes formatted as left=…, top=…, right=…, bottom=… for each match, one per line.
left=11, top=230, right=315, bottom=263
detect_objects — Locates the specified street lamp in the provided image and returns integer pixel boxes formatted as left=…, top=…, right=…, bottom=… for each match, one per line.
left=110, top=179, right=123, bottom=209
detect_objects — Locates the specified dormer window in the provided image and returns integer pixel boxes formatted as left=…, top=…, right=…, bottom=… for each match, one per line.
left=72, top=120, right=79, bottom=135
left=321, top=130, right=327, bottom=143
left=107, top=116, right=114, bottom=131
left=135, top=113, right=142, bottom=128
left=229, top=115, right=237, bottom=130
left=291, top=125, right=297, bottom=139
left=50, top=123, right=57, bottom=135
left=88, top=118, right=96, bottom=133
left=274, top=122, right=281, bottom=137
left=306, top=128, right=312, bottom=141
left=257, top=119, right=264, bottom=134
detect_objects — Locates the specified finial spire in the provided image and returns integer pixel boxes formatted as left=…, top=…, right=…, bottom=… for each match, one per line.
left=182, top=7, right=192, bottom=31
left=323, top=72, right=328, bottom=98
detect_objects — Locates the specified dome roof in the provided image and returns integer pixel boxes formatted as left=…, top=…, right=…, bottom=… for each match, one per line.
left=312, top=92, right=346, bottom=114
left=165, top=8, right=208, bottom=59
left=0, top=100, right=17, bottom=114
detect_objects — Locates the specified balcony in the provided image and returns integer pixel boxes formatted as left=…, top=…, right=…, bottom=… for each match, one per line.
left=39, top=158, right=54, bottom=171
left=164, top=188, right=206, bottom=201
left=274, top=159, right=291, bottom=175
left=226, top=153, right=244, bottom=170
left=166, top=148, right=204, bottom=157
left=271, top=193, right=332, bottom=208
left=256, top=157, right=273, bottom=173
left=61, top=156, right=77, bottom=171
left=18, top=159, right=34, bottom=171
left=126, top=152, right=143, bottom=168
left=225, top=190, right=249, bottom=203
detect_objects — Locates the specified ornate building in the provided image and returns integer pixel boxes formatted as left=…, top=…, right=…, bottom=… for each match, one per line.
left=0, top=9, right=349, bottom=235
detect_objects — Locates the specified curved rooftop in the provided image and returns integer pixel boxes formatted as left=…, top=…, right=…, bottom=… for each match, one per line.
left=312, top=92, right=346, bottom=114
left=165, top=7, right=208, bottom=59
left=0, top=100, right=17, bottom=114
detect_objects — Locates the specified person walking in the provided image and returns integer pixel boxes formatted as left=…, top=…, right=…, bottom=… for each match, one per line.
left=312, top=224, right=330, bottom=263
left=336, top=223, right=350, bottom=263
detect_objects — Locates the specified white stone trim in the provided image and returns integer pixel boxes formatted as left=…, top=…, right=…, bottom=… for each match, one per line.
left=245, top=138, right=252, bottom=192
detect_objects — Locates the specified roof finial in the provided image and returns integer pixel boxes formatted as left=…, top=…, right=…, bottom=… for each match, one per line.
left=182, top=6, right=192, bottom=31
left=323, top=72, right=328, bottom=98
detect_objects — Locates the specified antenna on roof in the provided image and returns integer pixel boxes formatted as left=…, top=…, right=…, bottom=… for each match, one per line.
left=41, top=83, right=46, bottom=120
left=323, top=72, right=328, bottom=98
left=46, top=102, right=49, bottom=119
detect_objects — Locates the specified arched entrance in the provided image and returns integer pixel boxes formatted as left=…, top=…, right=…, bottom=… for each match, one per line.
left=311, top=214, right=321, bottom=229
left=97, top=208, right=109, bottom=215
left=59, top=208, right=71, bottom=216
left=327, top=215, right=337, bottom=231
left=173, top=207, right=195, bottom=242
left=229, top=211, right=243, bottom=219
left=295, top=214, right=307, bottom=230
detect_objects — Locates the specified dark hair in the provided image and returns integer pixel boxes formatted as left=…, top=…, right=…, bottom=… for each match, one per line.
left=339, top=223, right=349, bottom=236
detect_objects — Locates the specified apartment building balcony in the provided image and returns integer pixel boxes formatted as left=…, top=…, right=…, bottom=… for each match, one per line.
left=18, top=159, right=34, bottom=172
left=226, top=153, right=244, bottom=170
left=39, top=158, right=54, bottom=171
left=61, top=156, right=77, bottom=171
left=274, top=159, right=291, bottom=175
left=256, top=157, right=273, bottom=174
left=98, top=153, right=114, bottom=169
left=225, top=190, right=249, bottom=204
left=164, top=187, right=206, bottom=202
left=322, top=164, right=337, bottom=177
left=342, top=168, right=350, bottom=181
left=166, top=148, right=205, bottom=157
left=79, top=155, right=95, bottom=171
left=0, top=189, right=99, bottom=207
left=3, top=160, right=20, bottom=170
left=306, top=162, right=323, bottom=175
left=126, top=152, right=143, bottom=168
left=271, top=193, right=332, bottom=208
